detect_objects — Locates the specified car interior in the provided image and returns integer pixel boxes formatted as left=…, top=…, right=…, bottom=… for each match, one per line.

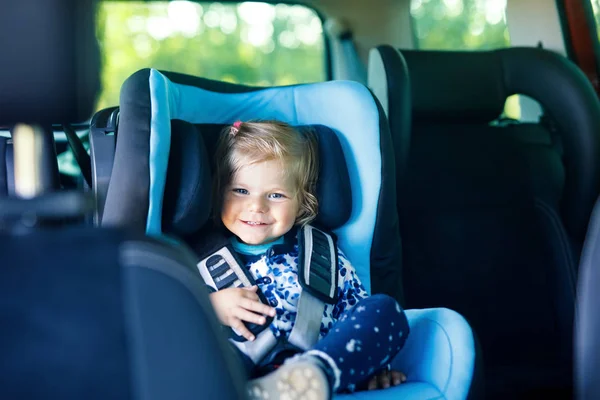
left=3, top=0, right=600, bottom=399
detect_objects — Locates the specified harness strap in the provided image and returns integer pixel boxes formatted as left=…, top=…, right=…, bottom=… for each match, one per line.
left=198, top=246, right=251, bottom=290
left=231, top=328, right=278, bottom=364
left=196, top=225, right=338, bottom=366
left=288, top=290, right=327, bottom=350
left=235, top=285, right=328, bottom=365
left=197, top=241, right=273, bottom=342
left=299, top=225, right=338, bottom=304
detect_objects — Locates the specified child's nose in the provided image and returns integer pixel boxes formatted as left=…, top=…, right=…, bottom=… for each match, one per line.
left=247, top=197, right=267, bottom=213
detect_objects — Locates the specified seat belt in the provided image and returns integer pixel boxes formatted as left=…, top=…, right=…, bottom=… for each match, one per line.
left=325, top=18, right=367, bottom=84
left=288, top=226, right=338, bottom=350
left=196, top=225, right=338, bottom=366
left=62, top=123, right=92, bottom=187
left=89, top=108, right=119, bottom=225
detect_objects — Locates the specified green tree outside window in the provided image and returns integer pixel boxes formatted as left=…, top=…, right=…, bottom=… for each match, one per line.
left=95, top=1, right=326, bottom=111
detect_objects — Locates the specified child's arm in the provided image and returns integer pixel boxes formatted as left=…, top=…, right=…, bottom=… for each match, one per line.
left=331, top=249, right=369, bottom=319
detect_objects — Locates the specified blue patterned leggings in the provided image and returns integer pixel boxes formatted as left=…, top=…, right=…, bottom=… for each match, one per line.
left=313, top=294, right=409, bottom=392
left=234, top=294, right=409, bottom=392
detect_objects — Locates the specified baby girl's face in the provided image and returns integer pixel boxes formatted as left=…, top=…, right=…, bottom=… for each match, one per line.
left=221, top=159, right=299, bottom=245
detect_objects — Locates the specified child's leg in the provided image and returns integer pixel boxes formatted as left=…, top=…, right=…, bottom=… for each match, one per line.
left=246, top=294, right=409, bottom=399
left=309, top=294, right=409, bottom=392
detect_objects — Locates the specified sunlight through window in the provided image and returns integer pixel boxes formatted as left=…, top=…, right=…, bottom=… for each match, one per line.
left=95, top=1, right=325, bottom=110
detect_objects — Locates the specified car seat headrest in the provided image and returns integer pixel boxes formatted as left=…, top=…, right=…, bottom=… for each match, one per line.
left=162, top=120, right=212, bottom=235
left=107, top=97, right=352, bottom=236
left=0, top=0, right=100, bottom=125
left=401, top=49, right=506, bottom=123
left=394, top=46, right=600, bottom=241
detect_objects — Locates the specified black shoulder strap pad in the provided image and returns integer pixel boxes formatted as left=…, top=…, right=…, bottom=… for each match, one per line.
left=297, top=225, right=338, bottom=304
left=194, top=233, right=273, bottom=340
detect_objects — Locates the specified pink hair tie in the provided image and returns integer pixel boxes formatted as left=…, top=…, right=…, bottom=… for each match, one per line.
left=230, top=120, right=242, bottom=136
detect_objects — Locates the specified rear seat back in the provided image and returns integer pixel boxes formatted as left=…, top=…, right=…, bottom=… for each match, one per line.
left=369, top=46, right=600, bottom=398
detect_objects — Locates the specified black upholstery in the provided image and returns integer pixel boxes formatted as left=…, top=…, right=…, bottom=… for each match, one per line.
left=300, top=125, right=352, bottom=230
left=403, top=48, right=600, bottom=240
left=89, top=106, right=119, bottom=223
left=575, top=197, right=600, bottom=400
left=370, top=45, right=600, bottom=398
left=0, top=0, right=99, bottom=124
left=0, top=0, right=86, bottom=197
left=0, top=228, right=247, bottom=400
left=162, top=120, right=212, bottom=235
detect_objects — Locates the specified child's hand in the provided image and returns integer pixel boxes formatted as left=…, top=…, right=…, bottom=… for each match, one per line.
left=366, top=369, right=406, bottom=390
left=209, top=285, right=276, bottom=341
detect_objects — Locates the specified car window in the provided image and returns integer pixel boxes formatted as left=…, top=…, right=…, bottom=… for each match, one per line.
left=58, top=1, right=326, bottom=181
left=95, top=1, right=327, bottom=111
left=410, top=0, right=510, bottom=50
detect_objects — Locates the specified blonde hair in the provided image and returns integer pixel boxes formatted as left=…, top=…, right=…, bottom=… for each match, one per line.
left=214, top=120, right=319, bottom=226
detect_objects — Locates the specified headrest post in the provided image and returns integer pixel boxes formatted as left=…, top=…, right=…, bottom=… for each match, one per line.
left=12, top=124, right=47, bottom=198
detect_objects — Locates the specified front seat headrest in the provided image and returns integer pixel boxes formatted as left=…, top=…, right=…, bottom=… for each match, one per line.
left=0, top=0, right=100, bottom=125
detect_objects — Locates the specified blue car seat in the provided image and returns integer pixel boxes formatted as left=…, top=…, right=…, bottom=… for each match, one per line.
left=101, top=68, right=479, bottom=400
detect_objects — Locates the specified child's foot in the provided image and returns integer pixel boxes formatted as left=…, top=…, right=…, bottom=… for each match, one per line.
left=247, top=359, right=331, bottom=400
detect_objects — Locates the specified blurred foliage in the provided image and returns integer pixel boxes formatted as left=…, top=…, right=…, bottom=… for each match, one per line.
left=411, top=0, right=510, bottom=50
left=95, top=1, right=325, bottom=111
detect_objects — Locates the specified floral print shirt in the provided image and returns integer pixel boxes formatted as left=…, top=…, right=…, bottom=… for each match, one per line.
left=232, top=230, right=369, bottom=340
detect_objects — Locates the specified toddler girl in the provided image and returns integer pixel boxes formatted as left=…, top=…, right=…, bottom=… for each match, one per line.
left=207, top=120, right=409, bottom=399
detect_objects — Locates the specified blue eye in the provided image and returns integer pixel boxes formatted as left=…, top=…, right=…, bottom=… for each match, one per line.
left=233, top=188, right=248, bottom=195
left=268, top=193, right=285, bottom=199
